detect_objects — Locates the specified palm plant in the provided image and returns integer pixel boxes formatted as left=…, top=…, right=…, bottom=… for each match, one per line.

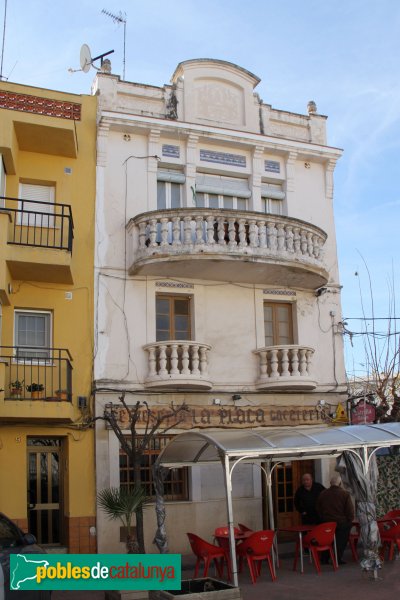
left=97, top=486, right=148, bottom=553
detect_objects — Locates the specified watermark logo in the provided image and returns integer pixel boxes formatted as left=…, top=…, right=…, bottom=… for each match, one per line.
left=10, top=554, right=181, bottom=591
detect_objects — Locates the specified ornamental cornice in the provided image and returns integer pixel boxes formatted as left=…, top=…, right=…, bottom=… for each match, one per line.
left=98, top=113, right=343, bottom=161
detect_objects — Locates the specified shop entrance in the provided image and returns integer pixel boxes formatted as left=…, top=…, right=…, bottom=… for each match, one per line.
left=27, top=438, right=63, bottom=545
left=271, top=459, right=315, bottom=530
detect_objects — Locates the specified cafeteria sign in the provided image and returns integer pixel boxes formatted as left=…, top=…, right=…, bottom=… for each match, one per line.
left=351, top=399, right=376, bottom=425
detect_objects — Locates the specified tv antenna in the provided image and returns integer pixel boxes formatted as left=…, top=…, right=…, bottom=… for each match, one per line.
left=77, top=44, right=114, bottom=73
left=0, top=0, right=8, bottom=81
left=102, top=9, right=127, bottom=80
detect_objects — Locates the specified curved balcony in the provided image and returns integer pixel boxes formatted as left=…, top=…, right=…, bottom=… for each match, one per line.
left=143, top=340, right=212, bottom=389
left=253, top=345, right=317, bottom=390
left=127, top=208, right=328, bottom=288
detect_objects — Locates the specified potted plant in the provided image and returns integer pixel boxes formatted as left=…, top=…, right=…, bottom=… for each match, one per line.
left=9, top=379, right=24, bottom=399
left=26, top=383, right=44, bottom=400
left=55, top=389, right=68, bottom=401
left=97, top=486, right=148, bottom=554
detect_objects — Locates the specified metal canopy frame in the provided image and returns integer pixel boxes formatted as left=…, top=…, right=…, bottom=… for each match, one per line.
left=156, top=423, right=400, bottom=586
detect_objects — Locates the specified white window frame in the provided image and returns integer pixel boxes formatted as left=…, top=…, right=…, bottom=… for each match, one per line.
left=261, top=182, right=285, bottom=216
left=157, top=180, right=182, bottom=210
left=195, top=192, right=248, bottom=211
left=14, top=310, right=52, bottom=362
left=18, top=183, right=55, bottom=227
left=195, top=173, right=250, bottom=211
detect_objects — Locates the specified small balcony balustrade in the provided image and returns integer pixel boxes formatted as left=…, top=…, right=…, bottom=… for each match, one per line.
left=143, top=340, right=212, bottom=389
left=127, top=208, right=328, bottom=288
left=0, top=196, right=74, bottom=283
left=0, top=346, right=74, bottom=422
left=253, top=345, right=316, bottom=390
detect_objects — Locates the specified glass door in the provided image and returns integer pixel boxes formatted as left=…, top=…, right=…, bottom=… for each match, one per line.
left=27, top=438, right=62, bottom=544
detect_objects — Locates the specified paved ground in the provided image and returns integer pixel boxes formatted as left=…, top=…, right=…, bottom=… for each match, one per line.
left=52, top=547, right=400, bottom=600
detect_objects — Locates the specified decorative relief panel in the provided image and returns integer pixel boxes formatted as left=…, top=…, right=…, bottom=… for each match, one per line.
left=194, top=80, right=244, bottom=125
left=0, top=89, right=81, bottom=120
left=263, top=289, right=296, bottom=296
left=162, top=144, right=180, bottom=158
left=200, top=149, right=246, bottom=168
left=265, top=160, right=281, bottom=174
left=156, top=281, right=194, bottom=289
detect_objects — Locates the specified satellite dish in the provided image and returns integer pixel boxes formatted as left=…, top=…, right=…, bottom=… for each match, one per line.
left=80, top=44, right=92, bottom=73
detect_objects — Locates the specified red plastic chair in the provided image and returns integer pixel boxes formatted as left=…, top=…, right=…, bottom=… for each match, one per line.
left=214, top=526, right=240, bottom=537
left=293, top=522, right=337, bottom=574
left=236, top=529, right=276, bottom=584
left=238, top=523, right=253, bottom=533
left=214, top=526, right=241, bottom=556
left=186, top=532, right=231, bottom=580
left=379, top=523, right=400, bottom=560
left=383, top=509, right=400, bottom=524
left=348, top=522, right=360, bottom=561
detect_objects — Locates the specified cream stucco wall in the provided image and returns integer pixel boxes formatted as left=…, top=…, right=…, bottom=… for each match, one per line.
left=94, top=59, right=346, bottom=554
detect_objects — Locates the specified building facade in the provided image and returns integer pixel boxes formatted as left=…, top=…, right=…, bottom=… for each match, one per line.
left=93, top=59, right=346, bottom=553
left=0, top=82, right=96, bottom=552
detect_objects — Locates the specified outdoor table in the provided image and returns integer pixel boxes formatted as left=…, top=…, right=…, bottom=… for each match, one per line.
left=279, top=524, right=315, bottom=574
left=214, top=530, right=252, bottom=551
left=279, top=524, right=338, bottom=573
left=215, top=530, right=279, bottom=574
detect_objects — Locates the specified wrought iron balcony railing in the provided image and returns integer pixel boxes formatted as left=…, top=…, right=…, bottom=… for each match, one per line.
left=0, top=346, right=73, bottom=401
left=0, top=196, right=74, bottom=252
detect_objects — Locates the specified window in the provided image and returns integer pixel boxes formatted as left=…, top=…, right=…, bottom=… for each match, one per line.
left=157, top=181, right=182, bottom=209
left=156, top=295, right=191, bottom=342
left=264, top=302, right=293, bottom=347
left=157, top=169, right=184, bottom=209
left=14, top=310, right=51, bottom=360
left=119, top=435, right=189, bottom=501
left=195, top=174, right=250, bottom=210
left=261, top=183, right=285, bottom=215
left=19, top=183, right=55, bottom=227
left=195, top=192, right=248, bottom=211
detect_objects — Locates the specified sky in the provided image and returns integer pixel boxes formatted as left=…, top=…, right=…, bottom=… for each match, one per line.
left=1, top=0, right=400, bottom=378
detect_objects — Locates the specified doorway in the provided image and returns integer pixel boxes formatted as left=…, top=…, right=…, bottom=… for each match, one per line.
left=27, top=438, right=63, bottom=545
left=270, top=459, right=315, bottom=530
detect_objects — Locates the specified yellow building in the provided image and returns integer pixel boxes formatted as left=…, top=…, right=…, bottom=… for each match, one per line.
left=0, top=82, right=96, bottom=553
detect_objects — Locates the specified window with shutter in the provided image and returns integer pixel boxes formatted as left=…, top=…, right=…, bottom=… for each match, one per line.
left=195, top=173, right=250, bottom=210
left=18, top=183, right=55, bottom=227
left=261, top=183, right=285, bottom=215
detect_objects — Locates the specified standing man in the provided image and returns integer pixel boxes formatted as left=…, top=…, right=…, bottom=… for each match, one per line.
left=316, top=474, right=355, bottom=565
left=294, top=473, right=325, bottom=525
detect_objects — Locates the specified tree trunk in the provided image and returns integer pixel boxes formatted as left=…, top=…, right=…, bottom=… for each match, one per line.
left=126, top=533, right=140, bottom=554
left=134, top=458, right=145, bottom=553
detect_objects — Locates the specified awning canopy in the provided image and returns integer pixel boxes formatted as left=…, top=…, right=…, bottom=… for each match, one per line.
left=155, top=422, right=400, bottom=585
left=157, top=423, right=400, bottom=467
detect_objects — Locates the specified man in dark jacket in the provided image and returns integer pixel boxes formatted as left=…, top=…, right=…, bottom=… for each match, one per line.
left=316, top=474, right=355, bottom=564
left=294, top=473, right=325, bottom=525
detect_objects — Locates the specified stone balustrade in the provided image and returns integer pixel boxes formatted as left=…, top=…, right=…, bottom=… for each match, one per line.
left=143, top=340, right=212, bottom=389
left=127, top=209, right=328, bottom=287
left=131, top=208, right=326, bottom=260
left=253, top=345, right=317, bottom=390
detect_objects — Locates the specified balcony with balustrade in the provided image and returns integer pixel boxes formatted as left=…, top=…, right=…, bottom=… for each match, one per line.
left=143, top=340, right=212, bottom=389
left=127, top=208, right=328, bottom=289
left=253, top=345, right=317, bottom=390
left=0, top=346, right=75, bottom=422
left=0, top=196, right=74, bottom=285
